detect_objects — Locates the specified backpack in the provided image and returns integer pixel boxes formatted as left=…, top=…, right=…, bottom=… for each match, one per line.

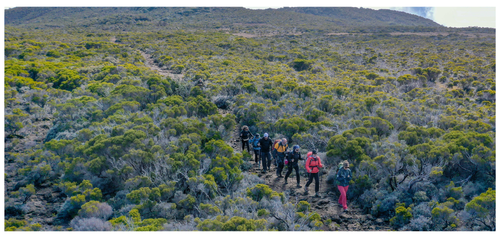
left=335, top=161, right=344, bottom=179
left=306, top=155, right=319, bottom=172
left=337, top=162, right=344, bottom=172
left=308, top=156, right=318, bottom=167
left=272, top=139, right=281, bottom=151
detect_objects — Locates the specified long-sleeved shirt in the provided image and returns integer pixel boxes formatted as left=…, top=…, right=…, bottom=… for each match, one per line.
left=258, top=137, right=273, bottom=152
left=286, top=151, right=304, bottom=165
left=240, top=130, right=253, bottom=141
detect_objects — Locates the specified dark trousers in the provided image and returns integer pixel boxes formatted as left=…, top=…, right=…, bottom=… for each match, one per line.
left=305, top=173, right=319, bottom=193
left=285, top=164, right=300, bottom=184
left=261, top=151, right=271, bottom=170
left=254, top=150, right=260, bottom=163
left=242, top=140, right=250, bottom=153
left=276, top=154, right=285, bottom=176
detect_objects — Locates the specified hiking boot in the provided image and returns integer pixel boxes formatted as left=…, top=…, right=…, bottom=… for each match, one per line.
left=262, top=169, right=266, bottom=173
left=304, top=188, right=308, bottom=195
left=296, top=185, right=302, bottom=188
left=314, top=194, right=320, bottom=198
left=338, top=203, right=343, bottom=207
left=343, top=208, right=349, bottom=212
left=278, top=175, right=283, bottom=178
left=284, top=180, right=288, bottom=184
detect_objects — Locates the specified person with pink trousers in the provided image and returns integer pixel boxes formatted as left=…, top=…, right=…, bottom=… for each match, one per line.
left=336, top=160, right=352, bottom=212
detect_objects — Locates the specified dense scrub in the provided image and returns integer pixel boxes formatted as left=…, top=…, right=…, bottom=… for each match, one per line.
left=4, top=14, right=496, bottom=231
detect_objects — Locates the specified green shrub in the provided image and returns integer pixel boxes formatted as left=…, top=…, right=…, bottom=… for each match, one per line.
left=246, top=184, right=284, bottom=202
left=390, top=203, right=412, bottom=228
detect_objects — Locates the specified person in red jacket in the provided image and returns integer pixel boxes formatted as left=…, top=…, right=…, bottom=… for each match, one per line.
left=304, top=150, right=323, bottom=197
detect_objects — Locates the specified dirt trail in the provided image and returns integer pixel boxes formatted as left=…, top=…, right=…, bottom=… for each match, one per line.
left=112, top=35, right=390, bottom=231
left=245, top=159, right=378, bottom=230
left=220, top=118, right=390, bottom=230
left=139, top=51, right=184, bottom=81
left=110, top=36, right=184, bottom=82
left=325, top=32, right=495, bottom=38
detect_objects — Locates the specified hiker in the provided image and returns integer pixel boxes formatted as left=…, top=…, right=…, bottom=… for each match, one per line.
left=304, top=150, right=323, bottom=198
left=337, top=160, right=352, bottom=212
left=240, top=125, right=253, bottom=153
left=250, top=133, right=261, bottom=167
left=284, top=145, right=304, bottom=188
left=274, top=138, right=288, bottom=177
left=258, top=133, right=273, bottom=173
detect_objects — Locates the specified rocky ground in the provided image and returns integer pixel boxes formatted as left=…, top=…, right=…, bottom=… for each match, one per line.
left=4, top=40, right=392, bottom=231
left=4, top=109, right=64, bottom=229
left=224, top=110, right=391, bottom=231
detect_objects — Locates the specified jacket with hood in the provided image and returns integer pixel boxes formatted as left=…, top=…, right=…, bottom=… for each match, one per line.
left=286, top=151, right=303, bottom=165
left=336, top=168, right=352, bottom=187
left=274, top=141, right=288, bottom=155
left=305, top=155, right=323, bottom=173
left=240, top=130, right=253, bottom=141
left=259, top=137, right=273, bottom=152
left=250, top=136, right=261, bottom=150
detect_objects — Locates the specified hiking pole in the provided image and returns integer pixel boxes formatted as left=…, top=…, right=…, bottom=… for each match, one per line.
left=320, top=166, right=324, bottom=183
left=319, top=167, right=322, bottom=197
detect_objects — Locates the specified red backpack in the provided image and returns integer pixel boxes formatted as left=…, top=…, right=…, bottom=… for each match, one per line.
left=272, top=139, right=281, bottom=152
left=271, top=139, right=281, bottom=157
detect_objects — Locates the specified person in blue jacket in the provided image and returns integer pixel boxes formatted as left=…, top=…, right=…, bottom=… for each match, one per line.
left=250, top=133, right=261, bottom=167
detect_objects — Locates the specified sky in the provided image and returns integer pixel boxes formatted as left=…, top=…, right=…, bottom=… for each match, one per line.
left=2, top=0, right=497, bottom=28
left=367, top=7, right=495, bottom=28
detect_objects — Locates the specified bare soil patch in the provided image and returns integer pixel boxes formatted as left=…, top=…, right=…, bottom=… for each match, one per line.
left=326, top=32, right=495, bottom=38
left=139, top=51, right=184, bottom=81
left=231, top=32, right=303, bottom=38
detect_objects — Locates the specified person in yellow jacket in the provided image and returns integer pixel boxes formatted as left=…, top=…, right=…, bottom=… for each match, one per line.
left=274, top=138, right=288, bottom=177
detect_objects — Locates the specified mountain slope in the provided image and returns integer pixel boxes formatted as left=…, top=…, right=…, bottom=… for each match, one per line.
left=278, top=7, right=441, bottom=27
left=5, top=7, right=443, bottom=32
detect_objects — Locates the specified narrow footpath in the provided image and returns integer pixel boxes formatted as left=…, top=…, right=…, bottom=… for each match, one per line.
left=128, top=36, right=391, bottom=231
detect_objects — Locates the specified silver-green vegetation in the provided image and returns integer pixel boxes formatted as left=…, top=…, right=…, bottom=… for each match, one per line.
left=4, top=16, right=495, bottom=231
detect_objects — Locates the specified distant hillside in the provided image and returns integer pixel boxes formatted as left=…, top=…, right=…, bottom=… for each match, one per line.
left=5, top=7, right=444, bottom=33
left=278, top=7, right=441, bottom=27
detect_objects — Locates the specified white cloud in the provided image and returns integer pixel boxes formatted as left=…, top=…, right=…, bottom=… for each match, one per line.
left=368, top=6, right=495, bottom=28
left=434, top=7, right=495, bottom=28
